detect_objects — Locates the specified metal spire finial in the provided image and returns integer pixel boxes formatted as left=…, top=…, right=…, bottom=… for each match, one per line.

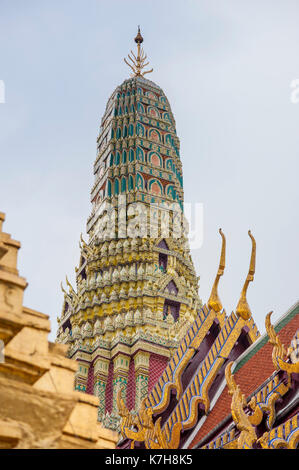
left=124, top=26, right=153, bottom=77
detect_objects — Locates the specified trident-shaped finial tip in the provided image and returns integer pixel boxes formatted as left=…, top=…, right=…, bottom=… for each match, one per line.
left=124, top=26, right=153, bottom=77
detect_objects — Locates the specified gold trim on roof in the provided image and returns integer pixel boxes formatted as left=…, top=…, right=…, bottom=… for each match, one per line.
left=258, top=414, right=299, bottom=449
left=124, top=26, right=153, bottom=77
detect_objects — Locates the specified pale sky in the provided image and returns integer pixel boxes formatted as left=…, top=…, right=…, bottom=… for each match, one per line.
left=0, top=0, right=298, bottom=340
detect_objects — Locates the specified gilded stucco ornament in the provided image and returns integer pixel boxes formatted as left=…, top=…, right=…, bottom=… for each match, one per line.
left=79, top=233, right=93, bottom=257
left=117, top=387, right=181, bottom=449
left=257, top=414, right=299, bottom=449
left=246, top=396, right=263, bottom=426
left=236, top=230, right=256, bottom=320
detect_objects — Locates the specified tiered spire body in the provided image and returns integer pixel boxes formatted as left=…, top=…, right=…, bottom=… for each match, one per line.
left=56, top=35, right=201, bottom=430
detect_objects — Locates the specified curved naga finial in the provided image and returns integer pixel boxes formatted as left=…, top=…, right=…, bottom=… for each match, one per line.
left=265, top=311, right=299, bottom=374
left=60, top=281, right=67, bottom=296
left=117, top=386, right=182, bottom=449
left=124, top=26, right=153, bottom=77
left=80, top=233, right=93, bottom=256
left=265, top=311, right=286, bottom=370
left=208, top=228, right=226, bottom=313
left=236, top=230, right=256, bottom=320
left=65, top=275, right=79, bottom=301
left=225, top=362, right=257, bottom=449
left=65, top=275, right=73, bottom=291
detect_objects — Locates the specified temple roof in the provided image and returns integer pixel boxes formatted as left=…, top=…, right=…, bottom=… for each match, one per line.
left=116, top=228, right=299, bottom=449
left=189, top=300, right=299, bottom=448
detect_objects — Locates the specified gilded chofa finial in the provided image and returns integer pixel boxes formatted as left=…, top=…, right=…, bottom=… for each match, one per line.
left=225, top=362, right=257, bottom=449
left=265, top=311, right=299, bottom=374
left=236, top=230, right=256, bottom=320
left=60, top=281, right=67, bottom=296
left=208, top=228, right=226, bottom=313
left=265, top=311, right=286, bottom=370
left=124, top=26, right=153, bottom=77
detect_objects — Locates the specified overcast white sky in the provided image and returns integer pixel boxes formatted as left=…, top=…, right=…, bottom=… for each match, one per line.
left=0, top=0, right=298, bottom=340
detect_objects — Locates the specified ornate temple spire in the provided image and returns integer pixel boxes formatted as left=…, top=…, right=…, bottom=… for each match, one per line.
left=124, top=26, right=153, bottom=77
left=57, top=44, right=200, bottom=430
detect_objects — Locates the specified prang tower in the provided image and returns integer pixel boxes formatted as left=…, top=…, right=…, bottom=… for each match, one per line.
left=56, top=28, right=201, bottom=429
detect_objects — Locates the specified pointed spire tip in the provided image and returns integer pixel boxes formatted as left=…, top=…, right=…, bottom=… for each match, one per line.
left=134, top=25, right=143, bottom=44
